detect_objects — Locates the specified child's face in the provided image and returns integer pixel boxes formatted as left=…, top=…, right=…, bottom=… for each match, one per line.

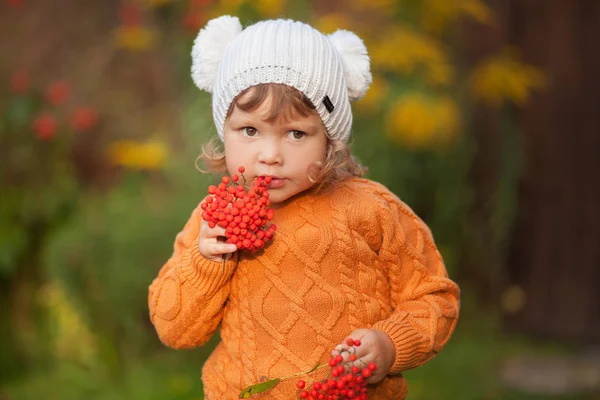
left=223, top=93, right=327, bottom=205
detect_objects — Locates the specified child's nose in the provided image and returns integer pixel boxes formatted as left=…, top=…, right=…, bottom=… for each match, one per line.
left=257, top=138, right=283, bottom=165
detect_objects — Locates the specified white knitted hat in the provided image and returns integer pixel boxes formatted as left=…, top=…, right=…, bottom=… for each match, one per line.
left=191, top=16, right=372, bottom=143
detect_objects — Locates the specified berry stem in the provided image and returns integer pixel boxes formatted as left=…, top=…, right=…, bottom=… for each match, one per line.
left=277, top=363, right=328, bottom=381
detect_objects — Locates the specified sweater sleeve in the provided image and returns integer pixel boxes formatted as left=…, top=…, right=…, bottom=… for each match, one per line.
left=370, top=191, right=460, bottom=374
left=148, top=203, right=238, bottom=349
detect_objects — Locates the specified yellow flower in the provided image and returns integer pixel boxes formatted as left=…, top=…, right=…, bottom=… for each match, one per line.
left=314, top=13, right=353, bottom=34
left=356, top=74, right=390, bottom=113
left=370, top=26, right=453, bottom=86
left=460, top=0, right=492, bottom=24
left=108, top=140, right=168, bottom=170
left=413, top=0, right=492, bottom=35
left=469, top=47, right=545, bottom=106
left=207, top=0, right=245, bottom=18
left=40, top=282, right=97, bottom=365
left=386, top=92, right=460, bottom=149
left=253, top=0, right=285, bottom=18
left=114, top=26, right=155, bottom=51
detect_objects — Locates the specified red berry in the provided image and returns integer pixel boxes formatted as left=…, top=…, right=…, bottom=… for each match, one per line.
left=45, top=81, right=70, bottom=106
left=118, top=3, right=141, bottom=25
left=346, top=338, right=354, bottom=347
left=33, top=114, right=57, bottom=140
left=350, top=354, right=357, bottom=361
left=361, top=368, right=371, bottom=378
left=300, top=390, right=309, bottom=398
left=353, top=340, right=361, bottom=346
left=296, top=380, right=306, bottom=389
left=238, top=166, right=245, bottom=173
left=222, top=176, right=230, bottom=184
left=70, top=107, right=98, bottom=132
left=368, top=362, right=377, bottom=371
left=335, top=354, right=343, bottom=363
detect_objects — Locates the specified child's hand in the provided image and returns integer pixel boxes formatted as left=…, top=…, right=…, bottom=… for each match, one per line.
left=331, top=328, right=396, bottom=384
left=198, top=220, right=237, bottom=262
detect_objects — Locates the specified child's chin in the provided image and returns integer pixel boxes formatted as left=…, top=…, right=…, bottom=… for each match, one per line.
left=268, top=190, right=292, bottom=205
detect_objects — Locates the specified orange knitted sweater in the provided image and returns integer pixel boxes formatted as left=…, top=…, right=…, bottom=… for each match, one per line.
left=148, top=177, right=460, bottom=399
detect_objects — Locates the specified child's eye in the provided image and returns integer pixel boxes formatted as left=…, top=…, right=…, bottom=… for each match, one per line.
left=288, top=130, right=306, bottom=140
left=241, top=127, right=258, bottom=137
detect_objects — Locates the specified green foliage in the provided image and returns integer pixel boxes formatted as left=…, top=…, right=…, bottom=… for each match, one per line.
left=42, top=92, right=215, bottom=375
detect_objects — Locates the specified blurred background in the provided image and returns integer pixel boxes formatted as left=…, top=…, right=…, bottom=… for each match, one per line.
left=1, top=0, right=599, bottom=399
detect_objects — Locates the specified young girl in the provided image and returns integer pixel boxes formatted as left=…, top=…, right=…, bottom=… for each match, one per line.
left=149, top=15, right=460, bottom=399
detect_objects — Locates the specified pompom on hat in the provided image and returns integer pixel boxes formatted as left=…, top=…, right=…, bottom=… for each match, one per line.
left=191, top=16, right=372, bottom=143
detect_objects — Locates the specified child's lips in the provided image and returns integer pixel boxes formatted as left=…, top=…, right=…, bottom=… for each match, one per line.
left=267, top=177, right=286, bottom=189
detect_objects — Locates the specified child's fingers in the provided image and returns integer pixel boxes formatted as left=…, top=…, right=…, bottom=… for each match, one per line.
left=211, top=242, right=237, bottom=255
left=202, top=224, right=227, bottom=239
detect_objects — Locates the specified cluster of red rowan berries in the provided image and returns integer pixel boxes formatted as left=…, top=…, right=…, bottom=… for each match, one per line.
left=200, top=166, right=277, bottom=252
left=296, top=339, right=377, bottom=400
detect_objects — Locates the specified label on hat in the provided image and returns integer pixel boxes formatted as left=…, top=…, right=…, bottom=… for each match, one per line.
left=322, top=95, right=334, bottom=113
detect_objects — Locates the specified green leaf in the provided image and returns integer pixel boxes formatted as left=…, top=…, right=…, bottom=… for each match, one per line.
left=238, top=378, right=280, bottom=398
left=5, top=96, right=37, bottom=129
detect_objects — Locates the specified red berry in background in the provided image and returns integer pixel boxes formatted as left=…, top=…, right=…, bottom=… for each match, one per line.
left=183, top=12, right=203, bottom=32
left=9, top=71, right=29, bottom=93
left=119, top=3, right=141, bottom=25
left=33, top=114, right=58, bottom=140
left=45, top=81, right=70, bottom=106
left=70, top=107, right=98, bottom=132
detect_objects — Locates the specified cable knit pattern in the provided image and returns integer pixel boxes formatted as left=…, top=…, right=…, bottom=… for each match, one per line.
left=148, top=177, right=460, bottom=399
